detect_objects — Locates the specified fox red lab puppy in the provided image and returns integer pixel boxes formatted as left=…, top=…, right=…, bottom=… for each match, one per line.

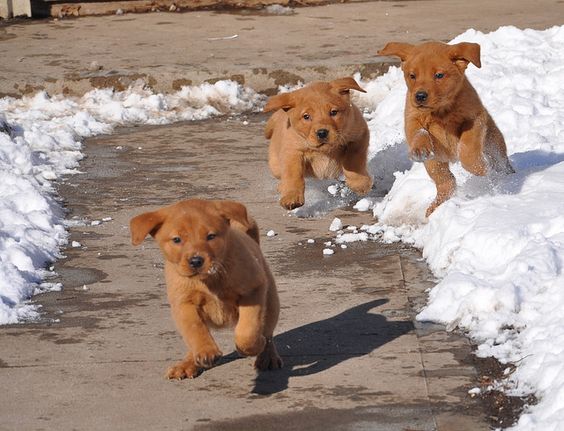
left=378, top=41, right=514, bottom=216
left=264, top=77, right=373, bottom=210
left=130, top=199, right=282, bottom=379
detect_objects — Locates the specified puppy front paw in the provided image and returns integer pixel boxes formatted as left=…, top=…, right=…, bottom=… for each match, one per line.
left=166, top=358, right=199, bottom=380
left=254, top=338, right=283, bottom=371
left=409, top=142, right=434, bottom=162
left=346, top=175, right=373, bottom=195
left=279, top=192, right=304, bottom=210
left=193, top=345, right=222, bottom=369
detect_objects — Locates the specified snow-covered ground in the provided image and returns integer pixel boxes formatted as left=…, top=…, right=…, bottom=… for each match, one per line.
left=1, top=24, right=563, bottom=431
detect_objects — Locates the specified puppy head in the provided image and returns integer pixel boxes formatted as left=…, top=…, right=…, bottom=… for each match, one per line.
left=263, top=77, right=366, bottom=151
left=130, top=199, right=253, bottom=279
left=378, top=41, right=481, bottom=111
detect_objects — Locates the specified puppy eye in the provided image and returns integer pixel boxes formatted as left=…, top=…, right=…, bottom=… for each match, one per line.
left=206, top=233, right=216, bottom=241
left=302, top=113, right=311, bottom=121
left=329, top=109, right=338, bottom=117
left=435, top=72, right=445, bottom=79
left=409, top=73, right=416, bottom=80
left=172, top=236, right=182, bottom=244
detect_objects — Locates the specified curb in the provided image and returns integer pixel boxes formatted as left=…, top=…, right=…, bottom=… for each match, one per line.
left=5, top=60, right=399, bottom=98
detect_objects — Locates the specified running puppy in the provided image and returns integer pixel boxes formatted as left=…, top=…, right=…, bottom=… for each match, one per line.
left=264, top=77, right=373, bottom=210
left=130, top=199, right=282, bottom=379
left=378, top=41, right=514, bottom=216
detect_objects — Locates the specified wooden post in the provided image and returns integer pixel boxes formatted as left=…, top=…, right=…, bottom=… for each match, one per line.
left=13, top=0, right=31, bottom=16
left=0, top=0, right=13, bottom=18
left=0, top=0, right=31, bottom=17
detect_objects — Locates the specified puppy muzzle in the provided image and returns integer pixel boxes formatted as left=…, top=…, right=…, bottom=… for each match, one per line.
left=178, top=254, right=211, bottom=278
left=189, top=255, right=204, bottom=270
left=413, top=90, right=432, bottom=109
left=316, top=128, right=329, bottom=141
left=312, top=128, right=333, bottom=148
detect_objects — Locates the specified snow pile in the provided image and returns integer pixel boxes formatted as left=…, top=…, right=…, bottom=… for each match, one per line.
left=341, top=26, right=564, bottom=430
left=0, top=80, right=263, bottom=324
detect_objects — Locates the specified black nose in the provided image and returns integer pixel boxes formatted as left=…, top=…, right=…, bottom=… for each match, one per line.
left=415, top=91, right=428, bottom=103
left=316, top=129, right=329, bottom=140
left=189, top=256, right=204, bottom=269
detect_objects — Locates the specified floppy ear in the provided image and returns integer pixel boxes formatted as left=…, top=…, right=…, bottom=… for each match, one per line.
left=449, top=42, right=481, bottom=71
left=263, top=92, right=295, bottom=113
left=130, top=210, right=165, bottom=246
left=213, top=200, right=260, bottom=244
left=377, top=42, right=414, bottom=61
left=330, top=77, right=366, bottom=95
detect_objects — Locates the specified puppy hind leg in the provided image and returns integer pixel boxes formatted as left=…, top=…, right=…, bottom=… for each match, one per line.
left=424, top=160, right=456, bottom=217
left=484, top=121, right=515, bottom=175
left=342, top=135, right=373, bottom=195
left=255, top=277, right=283, bottom=371
left=255, top=337, right=283, bottom=371
left=459, top=117, right=515, bottom=177
left=459, top=125, right=489, bottom=177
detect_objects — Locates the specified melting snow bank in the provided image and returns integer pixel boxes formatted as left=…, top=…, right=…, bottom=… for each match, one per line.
left=0, top=81, right=263, bottom=324
left=347, top=26, right=564, bottom=430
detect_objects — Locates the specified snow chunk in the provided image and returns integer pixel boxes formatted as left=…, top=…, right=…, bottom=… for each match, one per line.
left=329, top=217, right=343, bottom=232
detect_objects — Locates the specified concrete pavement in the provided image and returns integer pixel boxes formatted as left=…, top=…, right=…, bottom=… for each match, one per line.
left=0, top=117, right=487, bottom=430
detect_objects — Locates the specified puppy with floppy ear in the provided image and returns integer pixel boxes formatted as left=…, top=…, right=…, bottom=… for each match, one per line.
left=378, top=41, right=514, bottom=216
left=130, top=199, right=282, bottom=379
left=264, top=77, right=373, bottom=210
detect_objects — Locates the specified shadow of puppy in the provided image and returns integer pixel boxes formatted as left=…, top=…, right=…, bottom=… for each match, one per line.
left=251, top=299, right=412, bottom=395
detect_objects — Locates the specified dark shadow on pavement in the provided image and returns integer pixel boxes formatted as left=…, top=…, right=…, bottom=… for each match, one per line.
left=252, top=298, right=413, bottom=395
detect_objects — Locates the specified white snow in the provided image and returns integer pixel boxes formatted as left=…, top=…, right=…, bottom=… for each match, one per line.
left=335, top=232, right=369, bottom=244
left=2, top=23, right=564, bottom=429
left=353, top=197, right=374, bottom=212
left=264, top=4, right=294, bottom=15
left=328, top=217, right=343, bottom=232
left=0, top=80, right=263, bottom=324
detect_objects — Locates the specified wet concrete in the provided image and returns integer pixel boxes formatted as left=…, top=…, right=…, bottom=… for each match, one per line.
left=0, top=115, right=487, bottom=430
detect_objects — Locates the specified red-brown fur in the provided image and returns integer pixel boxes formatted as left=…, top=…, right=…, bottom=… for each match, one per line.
left=378, top=41, right=514, bottom=216
left=130, top=199, right=282, bottom=379
left=264, top=77, right=373, bottom=210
